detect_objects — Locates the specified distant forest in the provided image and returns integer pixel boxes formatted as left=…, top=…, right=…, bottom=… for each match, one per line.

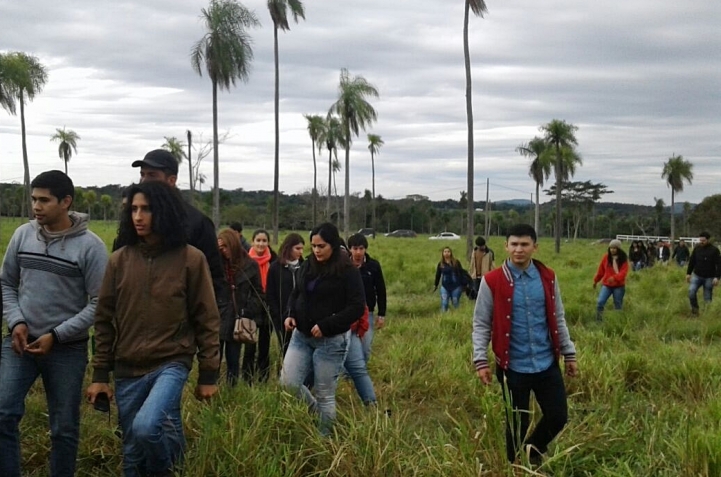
left=0, top=182, right=709, bottom=239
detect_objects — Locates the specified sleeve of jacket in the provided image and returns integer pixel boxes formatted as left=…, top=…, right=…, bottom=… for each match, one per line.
left=194, top=214, right=226, bottom=303
left=553, top=278, right=576, bottom=362
left=91, top=255, right=118, bottom=383
left=248, top=268, right=267, bottom=325
left=434, top=264, right=442, bottom=288
left=374, top=262, right=387, bottom=316
left=186, top=251, right=221, bottom=385
left=593, top=257, right=606, bottom=284
left=615, top=260, right=629, bottom=283
left=265, top=263, right=281, bottom=323
left=316, top=266, right=366, bottom=337
left=686, top=248, right=696, bottom=275
left=716, top=247, right=721, bottom=279
left=53, top=235, right=108, bottom=342
left=471, top=277, right=493, bottom=370
left=0, top=229, right=25, bottom=331
left=469, top=251, right=478, bottom=279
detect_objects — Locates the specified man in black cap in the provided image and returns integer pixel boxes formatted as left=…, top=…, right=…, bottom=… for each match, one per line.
left=131, top=149, right=225, bottom=301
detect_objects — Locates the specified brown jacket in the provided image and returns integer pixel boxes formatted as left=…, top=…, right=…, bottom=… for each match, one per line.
left=469, top=248, right=494, bottom=279
left=92, top=243, right=220, bottom=385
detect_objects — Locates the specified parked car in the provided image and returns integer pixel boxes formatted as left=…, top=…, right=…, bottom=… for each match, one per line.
left=385, top=229, right=417, bottom=238
left=429, top=232, right=461, bottom=240
left=357, top=228, right=376, bottom=238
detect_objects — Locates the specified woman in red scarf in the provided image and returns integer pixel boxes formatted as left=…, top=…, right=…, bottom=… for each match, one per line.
left=247, top=229, right=277, bottom=382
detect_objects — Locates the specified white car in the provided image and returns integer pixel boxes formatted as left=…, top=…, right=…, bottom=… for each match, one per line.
left=429, top=232, right=461, bottom=240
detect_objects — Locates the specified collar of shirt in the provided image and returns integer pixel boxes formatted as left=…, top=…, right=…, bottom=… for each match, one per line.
left=506, top=259, right=538, bottom=281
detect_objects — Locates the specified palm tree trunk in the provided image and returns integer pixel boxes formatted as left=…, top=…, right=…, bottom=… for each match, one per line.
left=554, top=145, right=562, bottom=253
left=535, top=181, right=540, bottom=235
left=20, top=93, right=31, bottom=219
left=463, top=0, right=474, bottom=261
left=670, top=189, right=675, bottom=240
left=212, top=79, right=220, bottom=228
left=344, top=138, right=350, bottom=240
left=64, top=153, right=68, bottom=176
left=327, top=149, right=332, bottom=219
left=371, top=150, right=376, bottom=232
left=272, top=25, right=281, bottom=245
left=311, top=138, right=317, bottom=226
left=187, top=130, right=194, bottom=205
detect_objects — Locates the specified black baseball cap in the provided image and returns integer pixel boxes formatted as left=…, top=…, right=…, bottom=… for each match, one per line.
left=132, top=149, right=179, bottom=175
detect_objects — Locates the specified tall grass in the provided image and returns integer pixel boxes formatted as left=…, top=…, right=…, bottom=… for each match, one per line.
left=2, top=219, right=720, bottom=476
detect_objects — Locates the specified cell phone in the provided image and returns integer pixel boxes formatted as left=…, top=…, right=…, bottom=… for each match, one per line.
left=93, top=392, right=110, bottom=413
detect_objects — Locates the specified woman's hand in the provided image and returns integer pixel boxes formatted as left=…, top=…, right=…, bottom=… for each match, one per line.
left=311, top=325, right=323, bottom=338
left=284, top=317, right=297, bottom=331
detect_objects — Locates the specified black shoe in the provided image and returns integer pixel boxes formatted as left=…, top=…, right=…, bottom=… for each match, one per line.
left=691, top=308, right=699, bottom=316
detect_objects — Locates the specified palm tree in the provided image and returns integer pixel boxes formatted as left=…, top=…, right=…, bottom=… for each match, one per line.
left=2, top=52, right=48, bottom=218
left=162, top=136, right=187, bottom=168
left=0, top=53, right=16, bottom=115
left=329, top=68, right=379, bottom=238
left=191, top=0, right=260, bottom=227
left=303, top=114, right=325, bottom=225
left=463, top=0, right=488, bottom=259
left=367, top=134, right=384, bottom=232
left=540, top=119, right=580, bottom=253
left=50, top=127, right=80, bottom=175
left=320, top=115, right=342, bottom=220
left=516, top=137, right=551, bottom=236
left=661, top=154, right=694, bottom=240
left=268, top=0, right=305, bottom=244
left=332, top=157, right=341, bottom=221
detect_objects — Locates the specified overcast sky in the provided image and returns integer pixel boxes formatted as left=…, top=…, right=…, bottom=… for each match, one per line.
left=1, top=0, right=719, bottom=205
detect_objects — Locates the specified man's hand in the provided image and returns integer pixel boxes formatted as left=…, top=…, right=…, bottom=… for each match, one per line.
left=195, top=384, right=218, bottom=401
left=310, top=325, right=323, bottom=338
left=713, top=278, right=719, bottom=287
left=284, top=317, right=296, bottom=331
left=25, top=333, right=54, bottom=356
left=686, top=274, right=692, bottom=283
left=86, top=383, right=114, bottom=403
left=477, top=368, right=492, bottom=385
left=11, top=324, right=29, bottom=356
left=592, top=282, right=597, bottom=289
left=565, top=361, right=579, bottom=378
left=375, top=316, right=385, bottom=330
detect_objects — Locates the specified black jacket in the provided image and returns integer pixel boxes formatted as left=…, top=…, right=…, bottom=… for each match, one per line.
left=266, top=259, right=302, bottom=331
left=182, top=202, right=225, bottom=301
left=288, top=261, right=366, bottom=337
left=357, top=253, right=387, bottom=316
left=687, top=244, right=721, bottom=279
left=220, top=260, right=265, bottom=341
left=672, top=245, right=690, bottom=263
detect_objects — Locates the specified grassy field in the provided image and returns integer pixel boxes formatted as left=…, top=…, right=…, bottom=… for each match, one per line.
left=1, top=217, right=721, bottom=476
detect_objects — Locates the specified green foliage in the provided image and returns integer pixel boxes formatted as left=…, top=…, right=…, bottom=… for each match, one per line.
left=3, top=223, right=721, bottom=475
left=689, top=194, right=721, bottom=239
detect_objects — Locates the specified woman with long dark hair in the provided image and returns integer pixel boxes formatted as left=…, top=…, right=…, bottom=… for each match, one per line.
left=217, top=229, right=264, bottom=385
left=593, top=239, right=629, bottom=321
left=87, top=181, right=220, bottom=476
left=246, top=229, right=276, bottom=382
left=280, top=223, right=365, bottom=435
left=266, top=233, right=305, bottom=358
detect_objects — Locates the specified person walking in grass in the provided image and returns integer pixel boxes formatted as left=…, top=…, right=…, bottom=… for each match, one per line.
left=672, top=239, right=690, bottom=267
left=686, top=232, right=721, bottom=316
left=472, top=223, right=578, bottom=466
left=629, top=240, right=647, bottom=272
left=593, top=239, right=629, bottom=321
left=0, top=170, right=108, bottom=477
left=217, top=229, right=264, bottom=385
left=434, top=247, right=466, bottom=312
left=280, top=223, right=365, bottom=435
left=266, top=233, right=306, bottom=358
left=246, top=229, right=277, bottom=383
left=87, top=181, right=220, bottom=477
left=347, top=233, right=387, bottom=363
left=469, top=236, right=495, bottom=292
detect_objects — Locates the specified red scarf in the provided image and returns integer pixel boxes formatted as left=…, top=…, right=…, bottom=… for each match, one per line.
left=248, top=248, right=271, bottom=291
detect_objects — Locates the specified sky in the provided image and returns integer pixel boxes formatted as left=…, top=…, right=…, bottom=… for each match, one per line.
left=1, top=0, right=719, bottom=206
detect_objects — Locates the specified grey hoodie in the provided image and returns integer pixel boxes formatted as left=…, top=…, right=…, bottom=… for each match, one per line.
left=1, top=212, right=108, bottom=342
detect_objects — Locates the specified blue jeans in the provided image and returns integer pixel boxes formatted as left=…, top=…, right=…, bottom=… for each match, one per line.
left=597, top=285, right=625, bottom=312
left=280, top=330, right=349, bottom=435
left=361, top=312, right=374, bottom=364
left=115, top=362, right=189, bottom=477
left=689, top=274, right=715, bottom=310
left=632, top=261, right=645, bottom=272
left=440, top=286, right=463, bottom=311
left=0, top=337, right=88, bottom=477
left=344, top=332, right=377, bottom=405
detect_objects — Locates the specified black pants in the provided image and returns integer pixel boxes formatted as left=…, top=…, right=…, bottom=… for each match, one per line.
left=496, top=362, right=568, bottom=462
left=242, top=323, right=272, bottom=383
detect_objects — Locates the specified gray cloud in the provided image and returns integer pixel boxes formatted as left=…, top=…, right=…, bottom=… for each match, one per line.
left=0, top=0, right=719, bottom=205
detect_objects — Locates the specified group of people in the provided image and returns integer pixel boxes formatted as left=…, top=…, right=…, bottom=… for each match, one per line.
left=0, top=149, right=388, bottom=476
left=596, top=235, right=720, bottom=318
left=433, top=236, right=495, bottom=311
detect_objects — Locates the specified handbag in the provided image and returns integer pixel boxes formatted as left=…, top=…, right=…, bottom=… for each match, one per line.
left=231, top=284, right=258, bottom=344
